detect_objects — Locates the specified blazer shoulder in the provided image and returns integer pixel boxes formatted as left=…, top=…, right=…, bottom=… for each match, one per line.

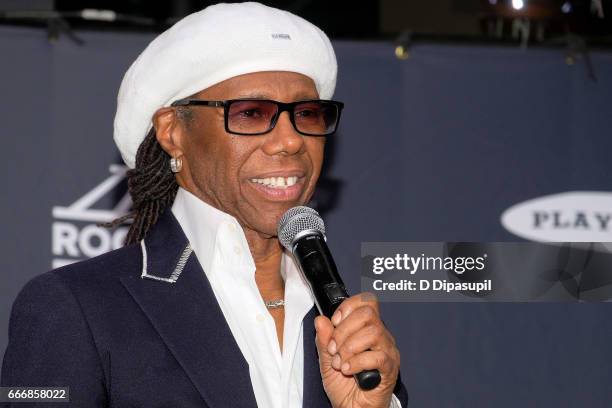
left=52, top=242, right=142, bottom=284
left=2, top=259, right=109, bottom=404
left=5, top=243, right=145, bottom=354
left=11, top=243, right=143, bottom=310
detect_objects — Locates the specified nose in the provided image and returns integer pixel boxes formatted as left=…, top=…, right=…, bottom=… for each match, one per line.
left=261, top=111, right=305, bottom=156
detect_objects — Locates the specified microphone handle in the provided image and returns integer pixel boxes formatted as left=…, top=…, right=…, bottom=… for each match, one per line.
left=292, top=233, right=381, bottom=391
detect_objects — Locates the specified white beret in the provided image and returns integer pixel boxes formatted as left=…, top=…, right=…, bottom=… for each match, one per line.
left=113, top=2, right=338, bottom=168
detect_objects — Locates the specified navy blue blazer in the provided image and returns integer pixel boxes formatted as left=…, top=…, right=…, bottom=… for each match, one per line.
left=1, top=210, right=408, bottom=407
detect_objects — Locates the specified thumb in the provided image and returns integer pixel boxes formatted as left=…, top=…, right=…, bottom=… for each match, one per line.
left=314, top=315, right=334, bottom=366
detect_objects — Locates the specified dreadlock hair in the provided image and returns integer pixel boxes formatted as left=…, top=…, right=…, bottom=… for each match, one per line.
left=103, top=128, right=179, bottom=245
left=102, top=105, right=195, bottom=244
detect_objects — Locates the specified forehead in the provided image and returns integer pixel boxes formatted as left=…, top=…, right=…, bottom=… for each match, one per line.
left=193, top=71, right=319, bottom=100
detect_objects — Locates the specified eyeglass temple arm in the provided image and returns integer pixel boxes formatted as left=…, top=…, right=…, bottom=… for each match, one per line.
left=170, top=99, right=225, bottom=107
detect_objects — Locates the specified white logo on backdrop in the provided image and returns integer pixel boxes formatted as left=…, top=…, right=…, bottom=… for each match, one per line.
left=51, top=164, right=131, bottom=268
left=501, top=191, right=612, bottom=242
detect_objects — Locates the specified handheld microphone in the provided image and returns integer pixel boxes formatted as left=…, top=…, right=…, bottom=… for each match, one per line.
left=277, top=206, right=381, bottom=391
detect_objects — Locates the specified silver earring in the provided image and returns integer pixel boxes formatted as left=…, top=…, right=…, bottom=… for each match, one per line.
left=170, top=157, right=182, bottom=173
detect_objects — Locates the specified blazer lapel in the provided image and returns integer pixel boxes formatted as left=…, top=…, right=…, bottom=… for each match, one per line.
left=120, top=211, right=258, bottom=408
left=302, top=306, right=332, bottom=408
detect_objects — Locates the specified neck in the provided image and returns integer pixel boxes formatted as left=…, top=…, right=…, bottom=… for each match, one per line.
left=244, top=229, right=285, bottom=300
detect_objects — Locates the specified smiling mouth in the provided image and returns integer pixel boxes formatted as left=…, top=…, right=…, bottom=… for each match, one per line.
left=249, top=176, right=299, bottom=189
left=247, top=175, right=306, bottom=201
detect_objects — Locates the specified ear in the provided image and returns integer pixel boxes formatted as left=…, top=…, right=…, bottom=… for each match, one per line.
left=152, top=107, right=185, bottom=157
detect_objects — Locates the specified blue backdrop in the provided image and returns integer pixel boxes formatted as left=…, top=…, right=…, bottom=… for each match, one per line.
left=1, top=25, right=611, bottom=407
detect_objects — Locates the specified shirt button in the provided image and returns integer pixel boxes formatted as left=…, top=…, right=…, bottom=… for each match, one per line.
left=233, top=246, right=241, bottom=255
left=256, top=314, right=265, bottom=322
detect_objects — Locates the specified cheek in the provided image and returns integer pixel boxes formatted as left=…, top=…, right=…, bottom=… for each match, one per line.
left=307, top=138, right=326, bottom=177
left=186, top=135, right=217, bottom=180
left=181, top=121, right=230, bottom=195
left=188, top=134, right=255, bottom=198
left=300, top=139, right=325, bottom=202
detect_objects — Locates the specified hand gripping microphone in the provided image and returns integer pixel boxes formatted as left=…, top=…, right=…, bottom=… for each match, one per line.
left=277, top=206, right=381, bottom=391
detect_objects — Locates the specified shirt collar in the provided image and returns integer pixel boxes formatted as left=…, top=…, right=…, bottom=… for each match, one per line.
left=171, top=187, right=255, bottom=280
left=170, top=187, right=314, bottom=308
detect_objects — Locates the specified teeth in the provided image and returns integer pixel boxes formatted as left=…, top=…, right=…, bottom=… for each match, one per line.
left=250, top=176, right=298, bottom=189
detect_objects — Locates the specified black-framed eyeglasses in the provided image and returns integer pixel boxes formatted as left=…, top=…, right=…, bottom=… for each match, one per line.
left=170, top=98, right=344, bottom=136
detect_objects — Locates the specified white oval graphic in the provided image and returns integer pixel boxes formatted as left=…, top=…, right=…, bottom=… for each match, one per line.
left=501, top=191, right=612, bottom=242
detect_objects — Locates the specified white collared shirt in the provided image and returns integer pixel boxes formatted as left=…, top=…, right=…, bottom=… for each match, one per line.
left=171, top=187, right=401, bottom=408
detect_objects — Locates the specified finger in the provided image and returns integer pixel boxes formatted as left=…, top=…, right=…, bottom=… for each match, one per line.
left=330, top=292, right=379, bottom=327
left=328, top=305, right=380, bottom=355
left=335, top=323, right=395, bottom=363
left=314, top=315, right=334, bottom=359
left=340, top=349, right=398, bottom=380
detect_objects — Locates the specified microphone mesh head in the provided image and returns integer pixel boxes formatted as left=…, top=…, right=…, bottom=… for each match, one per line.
left=277, top=206, right=326, bottom=250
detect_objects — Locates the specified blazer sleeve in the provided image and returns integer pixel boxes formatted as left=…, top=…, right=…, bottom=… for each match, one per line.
left=392, top=368, right=409, bottom=407
left=1, top=272, right=108, bottom=407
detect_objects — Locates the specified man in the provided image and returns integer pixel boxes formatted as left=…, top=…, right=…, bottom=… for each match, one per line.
left=1, top=3, right=408, bottom=407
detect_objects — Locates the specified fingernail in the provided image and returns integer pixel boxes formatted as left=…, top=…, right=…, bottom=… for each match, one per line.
left=341, top=362, right=350, bottom=373
left=327, top=340, right=337, bottom=355
left=332, top=311, right=341, bottom=326
left=332, top=354, right=341, bottom=370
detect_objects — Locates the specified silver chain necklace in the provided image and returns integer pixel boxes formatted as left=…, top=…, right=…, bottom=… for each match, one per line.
left=264, top=299, right=285, bottom=309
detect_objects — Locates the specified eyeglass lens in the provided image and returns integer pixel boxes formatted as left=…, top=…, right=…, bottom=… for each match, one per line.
left=227, top=100, right=338, bottom=135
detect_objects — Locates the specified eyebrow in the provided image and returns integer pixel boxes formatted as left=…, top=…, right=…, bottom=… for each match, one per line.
left=232, top=92, right=319, bottom=101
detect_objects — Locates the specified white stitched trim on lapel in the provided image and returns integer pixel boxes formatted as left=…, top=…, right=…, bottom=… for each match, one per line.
left=140, top=240, right=193, bottom=284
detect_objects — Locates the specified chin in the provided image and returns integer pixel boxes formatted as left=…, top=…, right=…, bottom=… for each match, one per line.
left=238, top=211, right=276, bottom=235
left=239, top=195, right=308, bottom=238
left=254, top=208, right=292, bottom=237
left=253, top=223, right=280, bottom=239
